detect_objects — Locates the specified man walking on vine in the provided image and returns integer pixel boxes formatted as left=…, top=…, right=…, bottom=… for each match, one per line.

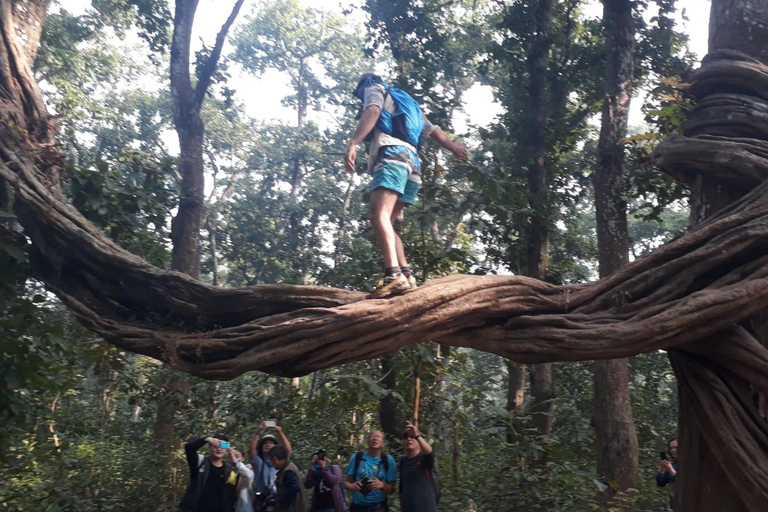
left=346, top=73, right=467, bottom=298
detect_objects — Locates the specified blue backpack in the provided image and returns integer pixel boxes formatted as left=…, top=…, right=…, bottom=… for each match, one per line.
left=356, top=79, right=425, bottom=149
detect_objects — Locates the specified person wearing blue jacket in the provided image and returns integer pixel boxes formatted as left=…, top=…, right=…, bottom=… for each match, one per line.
left=345, top=73, right=467, bottom=298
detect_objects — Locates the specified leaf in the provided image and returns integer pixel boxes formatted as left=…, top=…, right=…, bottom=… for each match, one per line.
left=593, top=479, right=609, bottom=493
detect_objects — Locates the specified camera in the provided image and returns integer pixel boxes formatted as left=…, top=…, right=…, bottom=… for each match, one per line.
left=659, top=451, right=668, bottom=461
left=315, top=449, right=326, bottom=461
left=360, top=477, right=371, bottom=495
left=254, top=492, right=276, bottom=512
left=220, top=441, right=230, bottom=449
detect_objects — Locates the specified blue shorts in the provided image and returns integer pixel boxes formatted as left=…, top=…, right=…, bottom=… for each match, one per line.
left=370, top=146, right=421, bottom=205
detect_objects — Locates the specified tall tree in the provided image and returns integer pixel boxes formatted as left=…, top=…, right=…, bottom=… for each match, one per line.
left=593, top=0, right=639, bottom=507
left=154, top=0, right=245, bottom=475
left=657, top=1, right=768, bottom=509
left=484, top=0, right=604, bottom=436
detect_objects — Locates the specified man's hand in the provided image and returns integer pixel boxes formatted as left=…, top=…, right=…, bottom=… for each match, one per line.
left=367, top=476, right=385, bottom=490
left=404, top=420, right=419, bottom=438
left=345, top=142, right=357, bottom=173
left=274, top=425, right=283, bottom=434
left=257, top=421, right=266, bottom=434
left=449, top=140, right=468, bottom=160
left=318, top=457, right=328, bottom=468
left=345, top=480, right=363, bottom=492
left=205, top=437, right=222, bottom=448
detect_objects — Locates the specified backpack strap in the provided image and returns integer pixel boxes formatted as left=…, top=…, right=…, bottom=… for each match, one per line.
left=353, top=451, right=364, bottom=480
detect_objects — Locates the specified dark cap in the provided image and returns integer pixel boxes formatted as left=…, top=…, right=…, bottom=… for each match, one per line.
left=212, top=433, right=229, bottom=442
left=354, top=73, right=383, bottom=98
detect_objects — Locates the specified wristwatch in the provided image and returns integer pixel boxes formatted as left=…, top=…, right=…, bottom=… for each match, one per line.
left=415, top=434, right=422, bottom=439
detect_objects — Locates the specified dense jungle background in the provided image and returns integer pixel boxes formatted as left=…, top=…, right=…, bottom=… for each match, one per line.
left=0, top=0, right=698, bottom=510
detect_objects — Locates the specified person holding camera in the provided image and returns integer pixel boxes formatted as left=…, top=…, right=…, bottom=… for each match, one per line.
left=399, top=421, right=439, bottom=512
left=229, top=447, right=255, bottom=512
left=343, top=430, right=396, bottom=512
left=657, top=436, right=679, bottom=510
left=179, top=433, right=238, bottom=512
left=304, top=449, right=348, bottom=512
left=268, top=445, right=305, bottom=512
left=249, top=421, right=293, bottom=509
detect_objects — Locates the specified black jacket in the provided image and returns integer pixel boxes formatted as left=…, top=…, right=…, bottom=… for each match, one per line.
left=179, top=437, right=236, bottom=512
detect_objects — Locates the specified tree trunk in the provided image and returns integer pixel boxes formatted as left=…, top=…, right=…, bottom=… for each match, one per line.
left=516, top=0, right=556, bottom=438
left=434, top=345, right=449, bottom=451
left=413, top=357, right=421, bottom=429
left=593, top=0, right=639, bottom=508
left=0, top=0, right=51, bottom=141
left=309, top=370, right=322, bottom=399
left=452, top=421, right=460, bottom=485
left=655, top=1, right=768, bottom=510
left=154, top=0, right=245, bottom=480
left=506, top=361, right=525, bottom=443
left=379, top=354, right=402, bottom=450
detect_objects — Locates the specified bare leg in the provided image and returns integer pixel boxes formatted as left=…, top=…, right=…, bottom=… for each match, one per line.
left=391, top=201, right=409, bottom=269
left=369, top=188, right=400, bottom=268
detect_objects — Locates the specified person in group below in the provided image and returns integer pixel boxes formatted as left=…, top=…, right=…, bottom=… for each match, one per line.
left=248, top=421, right=293, bottom=507
left=343, top=430, right=396, bottom=512
left=304, top=449, right=348, bottom=512
left=399, top=421, right=439, bottom=512
left=656, top=436, right=678, bottom=510
left=229, top=447, right=254, bottom=512
left=269, top=444, right=305, bottom=512
left=179, top=433, right=237, bottom=512
left=345, top=73, right=468, bottom=298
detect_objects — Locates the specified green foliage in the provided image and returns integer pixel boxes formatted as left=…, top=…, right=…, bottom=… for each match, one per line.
left=1, top=0, right=694, bottom=510
left=68, top=152, right=176, bottom=267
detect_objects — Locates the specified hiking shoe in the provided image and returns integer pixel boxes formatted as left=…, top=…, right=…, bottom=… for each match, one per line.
left=406, top=275, right=418, bottom=289
left=368, top=273, right=410, bottom=298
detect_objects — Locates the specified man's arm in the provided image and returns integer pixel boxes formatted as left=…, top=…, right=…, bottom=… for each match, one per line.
left=345, top=105, right=381, bottom=173
left=320, top=463, right=342, bottom=486
left=277, top=469, right=302, bottom=504
left=405, top=420, right=432, bottom=456
left=429, top=127, right=468, bottom=159
left=184, top=437, right=208, bottom=478
left=343, top=474, right=359, bottom=492
left=343, top=461, right=363, bottom=494
left=248, top=422, right=266, bottom=461
left=274, top=425, right=292, bottom=457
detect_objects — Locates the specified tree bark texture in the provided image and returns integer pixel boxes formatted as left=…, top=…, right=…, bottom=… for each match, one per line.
left=379, top=354, right=402, bottom=450
left=157, top=0, right=245, bottom=462
left=651, top=2, right=768, bottom=509
left=506, top=360, right=526, bottom=443
left=0, top=0, right=50, bottom=141
left=593, top=0, right=638, bottom=507
left=522, top=0, right=555, bottom=438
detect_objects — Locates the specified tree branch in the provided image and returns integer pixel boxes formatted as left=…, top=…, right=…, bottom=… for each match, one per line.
left=193, top=0, right=246, bottom=110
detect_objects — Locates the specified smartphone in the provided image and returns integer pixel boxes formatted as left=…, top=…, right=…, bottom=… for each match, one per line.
left=659, top=451, right=668, bottom=460
left=265, top=420, right=276, bottom=428
left=220, top=441, right=230, bottom=449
